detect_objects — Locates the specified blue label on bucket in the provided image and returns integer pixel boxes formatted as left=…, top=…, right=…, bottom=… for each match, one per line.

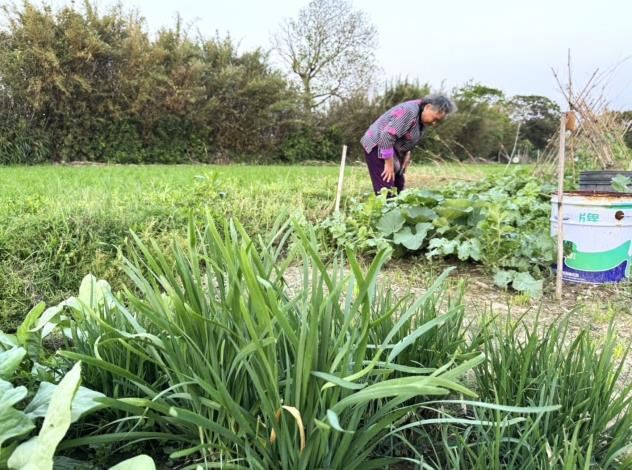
left=556, top=259, right=629, bottom=284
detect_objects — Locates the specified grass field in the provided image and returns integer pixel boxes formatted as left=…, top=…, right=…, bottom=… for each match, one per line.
left=2, top=161, right=629, bottom=328
left=3, top=161, right=629, bottom=328
left=0, top=162, right=506, bottom=219
left=0, top=165, right=504, bottom=323
left=0, top=162, right=509, bottom=328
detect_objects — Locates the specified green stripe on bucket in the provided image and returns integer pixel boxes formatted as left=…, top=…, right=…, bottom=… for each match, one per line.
left=565, top=240, right=632, bottom=272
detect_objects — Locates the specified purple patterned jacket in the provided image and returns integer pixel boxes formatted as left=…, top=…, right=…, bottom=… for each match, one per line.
left=360, top=99, right=427, bottom=160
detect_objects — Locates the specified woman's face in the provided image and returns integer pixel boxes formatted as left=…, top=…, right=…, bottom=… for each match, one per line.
left=421, top=105, right=446, bottom=125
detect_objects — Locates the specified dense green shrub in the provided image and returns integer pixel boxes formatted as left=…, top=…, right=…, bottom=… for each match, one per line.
left=279, top=125, right=343, bottom=162
left=0, top=2, right=300, bottom=163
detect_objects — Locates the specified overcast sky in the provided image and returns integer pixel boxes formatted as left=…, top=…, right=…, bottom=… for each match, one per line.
left=44, top=0, right=632, bottom=109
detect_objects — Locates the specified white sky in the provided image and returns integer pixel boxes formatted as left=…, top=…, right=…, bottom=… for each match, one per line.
left=43, top=0, right=632, bottom=109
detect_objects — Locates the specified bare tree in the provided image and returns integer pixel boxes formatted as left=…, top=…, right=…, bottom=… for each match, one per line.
left=272, top=0, right=377, bottom=111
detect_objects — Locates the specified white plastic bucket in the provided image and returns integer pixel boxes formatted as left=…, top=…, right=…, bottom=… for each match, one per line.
left=550, top=192, right=632, bottom=283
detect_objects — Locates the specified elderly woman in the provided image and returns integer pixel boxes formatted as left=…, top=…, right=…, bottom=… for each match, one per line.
left=361, top=95, right=456, bottom=195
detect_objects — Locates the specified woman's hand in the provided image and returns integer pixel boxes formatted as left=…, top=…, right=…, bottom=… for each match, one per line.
left=381, top=158, right=395, bottom=183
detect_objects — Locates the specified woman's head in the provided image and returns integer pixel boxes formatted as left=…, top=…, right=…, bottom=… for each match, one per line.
left=421, top=94, right=457, bottom=125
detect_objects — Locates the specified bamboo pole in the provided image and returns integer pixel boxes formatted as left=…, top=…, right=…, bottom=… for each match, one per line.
left=334, top=145, right=348, bottom=213
left=555, top=113, right=567, bottom=301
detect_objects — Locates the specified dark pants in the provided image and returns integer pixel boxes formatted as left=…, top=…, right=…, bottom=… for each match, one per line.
left=364, top=146, right=405, bottom=196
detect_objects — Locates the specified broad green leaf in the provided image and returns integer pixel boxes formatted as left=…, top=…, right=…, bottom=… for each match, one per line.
left=1, top=442, right=18, bottom=469
left=24, top=382, right=105, bottom=423
left=0, top=380, right=34, bottom=455
left=0, top=379, right=28, bottom=408
left=426, top=238, right=458, bottom=258
left=0, top=408, right=34, bottom=449
left=376, top=209, right=405, bottom=236
left=432, top=215, right=452, bottom=233
left=393, top=227, right=423, bottom=251
left=403, top=206, right=437, bottom=222
left=400, top=190, right=443, bottom=206
left=78, top=274, right=113, bottom=308
left=512, top=272, right=543, bottom=298
left=17, top=303, right=45, bottom=346
left=493, top=270, right=515, bottom=288
left=17, top=303, right=46, bottom=361
left=0, top=332, right=18, bottom=350
left=457, top=239, right=481, bottom=261
left=441, top=199, right=474, bottom=209
left=393, top=222, right=433, bottom=250
left=108, top=455, right=156, bottom=470
left=32, top=301, right=78, bottom=337
left=31, top=275, right=113, bottom=341
left=8, top=362, right=82, bottom=470
left=0, top=347, right=27, bottom=379
left=611, top=174, right=631, bottom=193
left=415, top=222, right=433, bottom=234
left=435, top=199, right=473, bottom=220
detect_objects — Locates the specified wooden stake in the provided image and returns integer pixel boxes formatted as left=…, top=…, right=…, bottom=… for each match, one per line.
left=334, top=145, right=348, bottom=213
left=555, top=113, right=567, bottom=301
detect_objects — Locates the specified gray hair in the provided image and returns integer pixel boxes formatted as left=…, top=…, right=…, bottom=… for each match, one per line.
left=425, top=94, right=457, bottom=115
